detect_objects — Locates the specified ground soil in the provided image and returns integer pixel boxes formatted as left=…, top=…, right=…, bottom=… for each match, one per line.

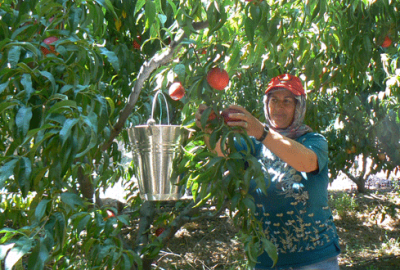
left=146, top=189, right=400, bottom=270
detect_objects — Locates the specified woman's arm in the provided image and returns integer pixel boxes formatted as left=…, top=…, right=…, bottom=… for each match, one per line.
left=262, top=129, right=319, bottom=172
left=220, top=105, right=319, bottom=173
left=195, top=104, right=318, bottom=172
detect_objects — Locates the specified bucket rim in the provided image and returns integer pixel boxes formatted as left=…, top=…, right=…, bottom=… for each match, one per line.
left=128, top=125, right=195, bottom=132
left=132, top=124, right=183, bottom=128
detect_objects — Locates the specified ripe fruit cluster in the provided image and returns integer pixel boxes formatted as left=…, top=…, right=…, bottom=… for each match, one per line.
left=167, top=67, right=230, bottom=101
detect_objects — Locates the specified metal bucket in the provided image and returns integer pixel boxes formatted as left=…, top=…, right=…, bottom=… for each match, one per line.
left=127, top=91, right=189, bottom=201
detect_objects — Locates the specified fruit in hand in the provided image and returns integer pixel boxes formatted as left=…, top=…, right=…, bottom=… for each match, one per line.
left=221, top=108, right=243, bottom=124
left=382, top=36, right=392, bottom=48
left=206, top=67, right=229, bottom=90
left=41, top=36, right=58, bottom=55
left=169, top=82, right=185, bottom=100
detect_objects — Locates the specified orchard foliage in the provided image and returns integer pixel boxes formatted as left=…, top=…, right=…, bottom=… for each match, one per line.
left=0, top=0, right=399, bottom=269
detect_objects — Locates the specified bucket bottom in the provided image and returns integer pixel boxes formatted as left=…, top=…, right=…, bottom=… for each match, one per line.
left=140, top=193, right=181, bottom=201
left=139, top=189, right=193, bottom=201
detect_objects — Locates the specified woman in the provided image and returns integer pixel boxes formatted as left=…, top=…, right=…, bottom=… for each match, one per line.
left=195, top=74, right=341, bottom=270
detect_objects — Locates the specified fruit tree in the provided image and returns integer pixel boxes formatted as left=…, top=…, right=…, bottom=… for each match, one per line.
left=1, top=0, right=399, bottom=269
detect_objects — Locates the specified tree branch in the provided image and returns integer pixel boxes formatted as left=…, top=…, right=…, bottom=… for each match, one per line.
left=134, top=201, right=156, bottom=254
left=102, top=21, right=209, bottom=151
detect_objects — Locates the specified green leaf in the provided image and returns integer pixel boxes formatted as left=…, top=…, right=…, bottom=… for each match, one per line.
left=39, top=71, right=56, bottom=94
left=60, top=192, right=84, bottom=209
left=46, top=100, right=77, bottom=115
left=75, top=126, right=98, bottom=158
left=117, top=215, right=129, bottom=226
left=27, top=240, right=48, bottom=270
left=245, top=17, right=255, bottom=45
left=166, top=0, right=177, bottom=16
left=0, top=101, right=18, bottom=114
left=200, top=107, right=213, bottom=130
left=250, top=5, right=261, bottom=26
left=94, top=0, right=118, bottom=19
left=173, top=63, right=186, bottom=79
left=134, top=0, right=146, bottom=15
left=0, top=159, right=18, bottom=189
left=105, top=97, right=115, bottom=116
left=242, top=197, right=255, bottom=213
left=17, top=157, right=32, bottom=197
left=205, top=156, right=223, bottom=170
left=0, top=81, right=9, bottom=95
left=191, top=181, right=199, bottom=201
left=21, top=73, right=34, bottom=102
left=53, top=212, right=67, bottom=250
left=16, top=106, right=33, bottom=137
left=21, top=123, right=54, bottom=146
left=209, top=129, right=219, bottom=151
left=35, top=199, right=51, bottom=222
left=4, top=41, right=39, bottom=56
left=83, top=238, right=97, bottom=255
left=145, top=0, right=156, bottom=30
left=29, top=130, right=58, bottom=161
left=226, top=42, right=241, bottom=74
left=99, top=47, right=120, bottom=71
left=59, top=118, right=79, bottom=146
left=261, top=238, right=278, bottom=267
left=60, top=85, right=74, bottom=94
left=82, top=112, right=98, bottom=133
left=77, top=214, right=91, bottom=234
left=7, top=45, right=21, bottom=68
left=310, top=0, right=321, bottom=21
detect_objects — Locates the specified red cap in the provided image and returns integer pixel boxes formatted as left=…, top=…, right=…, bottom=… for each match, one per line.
left=265, top=74, right=305, bottom=96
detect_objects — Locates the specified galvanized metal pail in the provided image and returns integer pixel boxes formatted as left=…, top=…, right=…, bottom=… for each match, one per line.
left=127, top=91, right=189, bottom=201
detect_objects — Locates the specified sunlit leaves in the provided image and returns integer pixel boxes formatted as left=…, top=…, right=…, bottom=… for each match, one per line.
left=0, top=0, right=399, bottom=268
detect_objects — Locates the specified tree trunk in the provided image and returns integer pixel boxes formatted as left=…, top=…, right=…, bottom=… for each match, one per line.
left=354, top=178, right=368, bottom=193
left=77, top=165, right=94, bottom=203
left=343, top=154, right=372, bottom=193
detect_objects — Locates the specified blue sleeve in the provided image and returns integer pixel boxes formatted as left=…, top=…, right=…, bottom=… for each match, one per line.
left=297, top=133, right=328, bottom=175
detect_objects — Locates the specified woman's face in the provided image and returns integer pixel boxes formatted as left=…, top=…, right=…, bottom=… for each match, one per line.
left=266, top=89, right=297, bottom=129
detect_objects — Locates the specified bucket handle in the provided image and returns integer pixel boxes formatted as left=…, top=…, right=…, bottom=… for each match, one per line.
left=147, top=90, right=170, bottom=126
